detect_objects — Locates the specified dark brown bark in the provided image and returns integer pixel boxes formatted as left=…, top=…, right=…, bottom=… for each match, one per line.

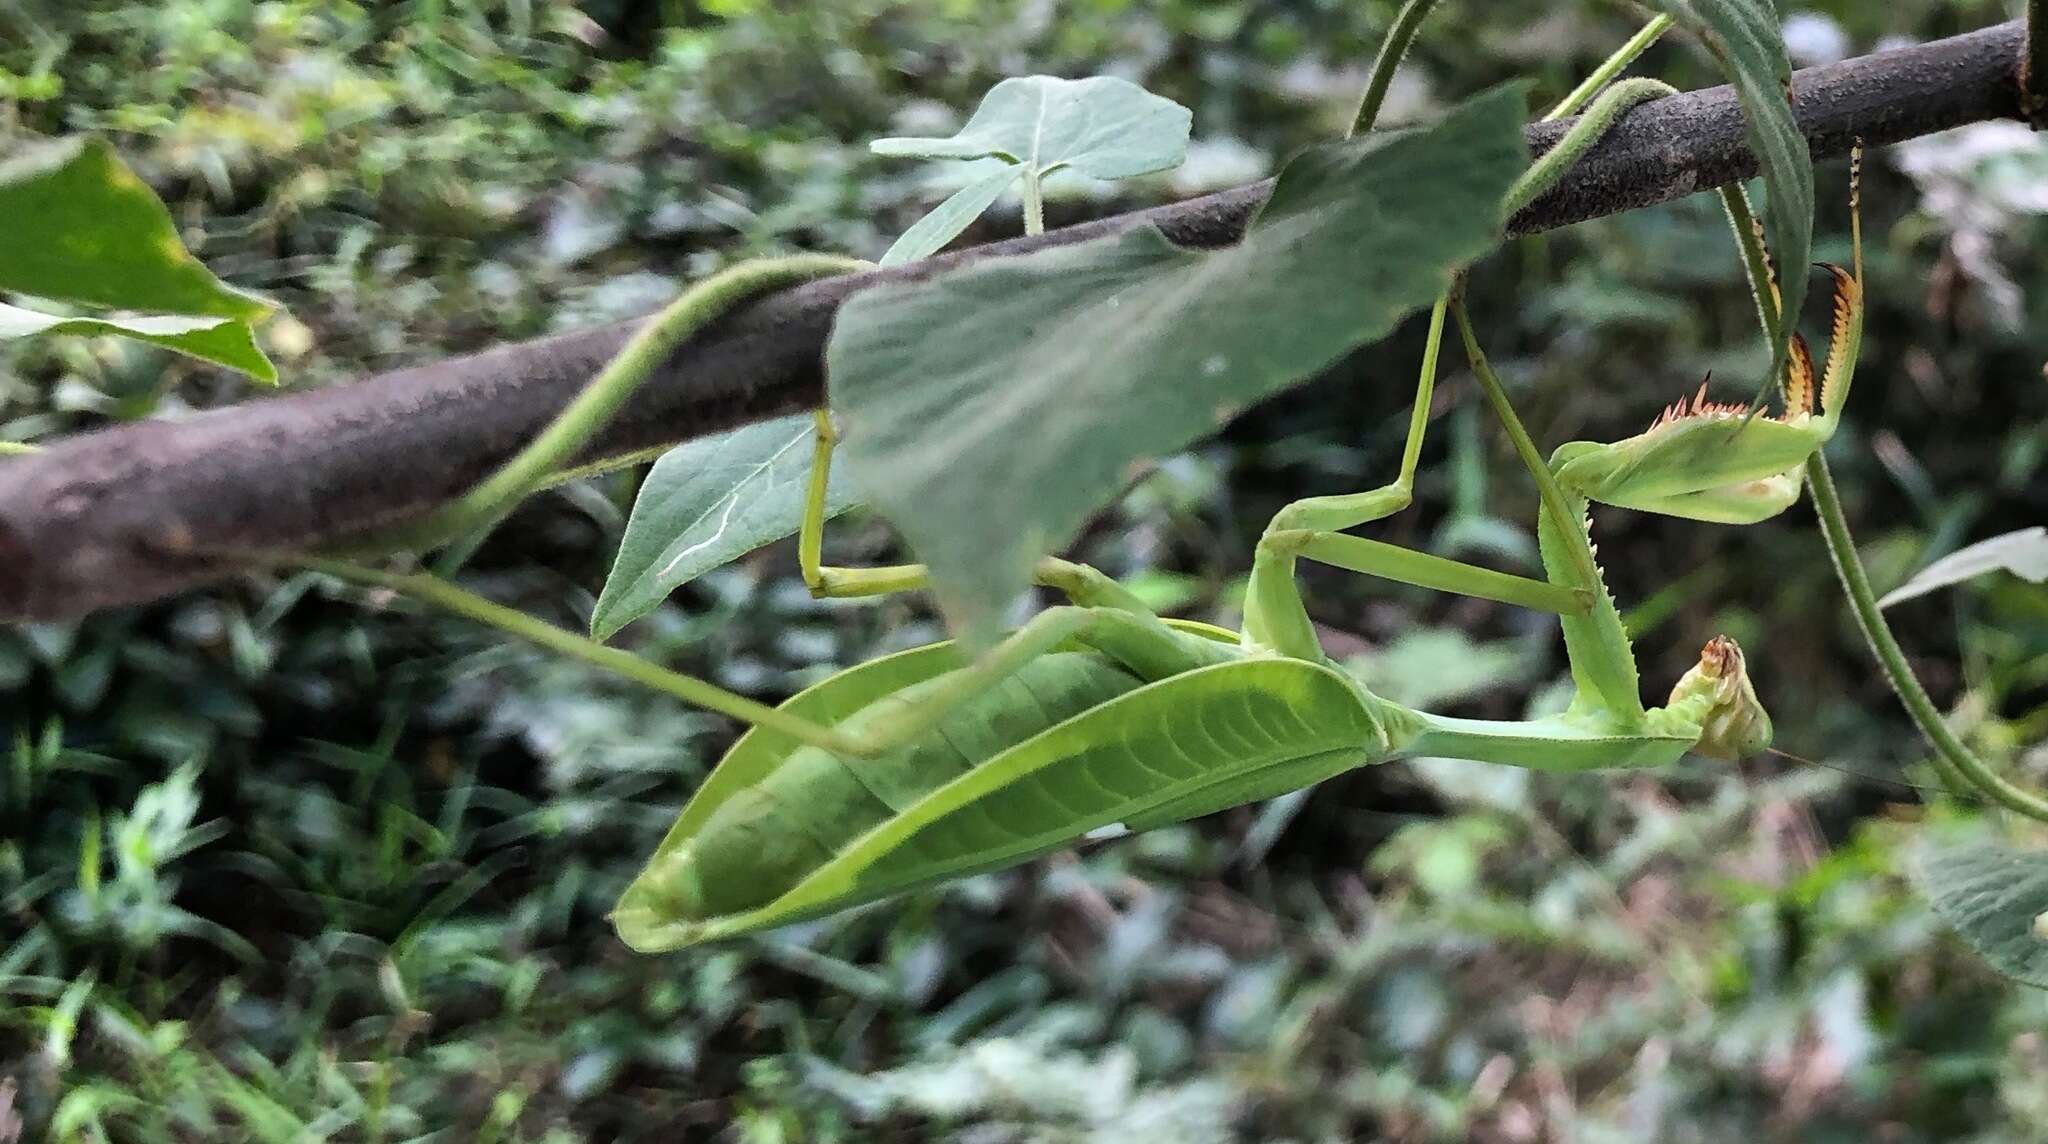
left=0, top=21, right=2028, bottom=621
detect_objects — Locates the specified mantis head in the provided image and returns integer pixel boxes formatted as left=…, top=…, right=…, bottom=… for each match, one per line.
left=1547, top=263, right=1861, bottom=524
left=1669, top=635, right=1771, bottom=759
left=1548, top=155, right=1865, bottom=526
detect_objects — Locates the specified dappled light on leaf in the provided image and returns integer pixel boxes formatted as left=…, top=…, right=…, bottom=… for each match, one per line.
left=0, top=136, right=277, bottom=379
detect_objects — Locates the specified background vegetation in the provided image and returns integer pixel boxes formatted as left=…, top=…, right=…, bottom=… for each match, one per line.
left=2, top=1, right=2046, bottom=1139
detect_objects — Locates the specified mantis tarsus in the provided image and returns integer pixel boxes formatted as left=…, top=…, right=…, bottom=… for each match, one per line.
left=305, top=29, right=1869, bottom=952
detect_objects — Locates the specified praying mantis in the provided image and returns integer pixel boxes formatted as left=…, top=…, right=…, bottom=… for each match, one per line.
left=293, top=26, right=1863, bottom=953
left=593, top=167, right=1863, bottom=952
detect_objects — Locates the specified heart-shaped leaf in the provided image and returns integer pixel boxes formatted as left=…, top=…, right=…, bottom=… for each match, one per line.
left=872, top=75, right=1191, bottom=181
left=831, top=85, right=1527, bottom=643
left=1649, top=1, right=1812, bottom=385
left=1879, top=526, right=2048, bottom=609
left=1913, top=840, right=2048, bottom=988
left=592, top=414, right=857, bottom=640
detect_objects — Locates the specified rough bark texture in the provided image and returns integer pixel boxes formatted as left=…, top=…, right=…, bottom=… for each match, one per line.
left=0, top=21, right=2028, bottom=621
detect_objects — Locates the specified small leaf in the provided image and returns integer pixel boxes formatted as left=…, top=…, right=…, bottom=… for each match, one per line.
left=879, top=166, right=1026, bottom=267
left=0, top=300, right=276, bottom=382
left=1913, top=840, right=2048, bottom=988
left=1879, top=527, right=2048, bottom=609
left=831, top=85, right=1527, bottom=642
left=1648, top=0, right=1812, bottom=385
left=872, top=75, right=1191, bottom=181
left=0, top=137, right=271, bottom=321
left=591, top=414, right=856, bottom=640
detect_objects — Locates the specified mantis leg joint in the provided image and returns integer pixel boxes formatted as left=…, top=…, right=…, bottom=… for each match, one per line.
left=1257, top=527, right=1316, bottom=558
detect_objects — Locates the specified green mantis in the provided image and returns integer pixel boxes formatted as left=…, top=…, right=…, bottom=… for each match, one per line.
left=598, top=157, right=1864, bottom=951
left=292, top=19, right=1864, bottom=954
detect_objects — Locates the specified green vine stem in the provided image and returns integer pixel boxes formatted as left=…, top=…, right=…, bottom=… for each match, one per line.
left=1348, top=0, right=1442, bottom=136
left=0, top=442, right=39, bottom=456
left=1806, top=457, right=2048, bottom=822
left=1465, top=21, right=1680, bottom=584
left=343, top=256, right=863, bottom=753
left=1715, top=148, right=2048, bottom=821
left=1544, top=14, right=1674, bottom=121
left=410, top=254, right=865, bottom=548
left=1391, top=12, right=1675, bottom=544
left=297, top=555, right=868, bottom=756
left=1505, top=77, right=1675, bottom=215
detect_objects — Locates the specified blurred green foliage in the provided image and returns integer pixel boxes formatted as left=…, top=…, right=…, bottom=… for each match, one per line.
left=2, top=1, right=2047, bottom=1139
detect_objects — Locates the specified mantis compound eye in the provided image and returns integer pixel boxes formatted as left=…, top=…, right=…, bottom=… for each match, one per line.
left=1671, top=635, right=1773, bottom=760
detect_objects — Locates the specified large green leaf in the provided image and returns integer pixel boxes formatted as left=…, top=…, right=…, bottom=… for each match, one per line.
left=591, top=413, right=857, bottom=640
left=0, top=136, right=277, bottom=380
left=1649, top=0, right=1811, bottom=384
left=656, top=642, right=965, bottom=846
left=830, top=85, right=1527, bottom=642
left=1914, top=841, right=2048, bottom=988
left=0, top=301, right=275, bottom=382
left=871, top=75, right=1191, bottom=181
left=603, top=76, right=1197, bottom=629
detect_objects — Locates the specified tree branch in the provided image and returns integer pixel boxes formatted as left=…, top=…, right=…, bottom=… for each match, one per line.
left=0, top=20, right=2027, bottom=622
left=2027, top=0, right=2048, bottom=125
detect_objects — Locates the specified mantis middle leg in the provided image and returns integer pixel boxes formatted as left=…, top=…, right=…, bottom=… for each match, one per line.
left=1240, top=295, right=1593, bottom=660
left=799, top=409, right=1156, bottom=614
left=800, top=408, right=930, bottom=599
